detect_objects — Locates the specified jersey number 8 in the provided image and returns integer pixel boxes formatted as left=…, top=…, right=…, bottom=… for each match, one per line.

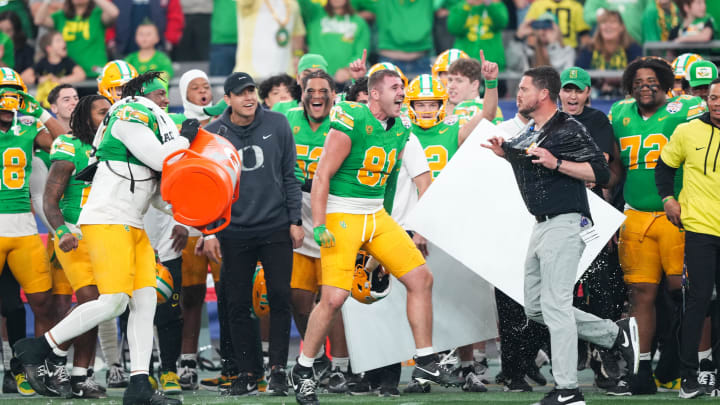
left=1, top=148, right=26, bottom=189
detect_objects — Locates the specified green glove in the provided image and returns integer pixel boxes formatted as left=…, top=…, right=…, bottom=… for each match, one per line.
left=313, top=225, right=336, bottom=248
left=17, top=90, right=45, bottom=118
left=203, top=99, right=227, bottom=117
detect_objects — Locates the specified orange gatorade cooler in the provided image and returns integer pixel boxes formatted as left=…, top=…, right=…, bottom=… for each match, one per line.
left=161, top=127, right=241, bottom=234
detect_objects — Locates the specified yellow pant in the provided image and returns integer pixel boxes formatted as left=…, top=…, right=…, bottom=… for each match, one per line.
left=45, top=234, right=73, bottom=295
left=181, top=236, right=221, bottom=286
left=321, top=209, right=425, bottom=291
left=619, top=209, right=685, bottom=284
left=0, top=234, right=51, bottom=294
left=81, top=224, right=156, bottom=296
left=54, top=234, right=96, bottom=292
left=291, top=253, right=322, bottom=293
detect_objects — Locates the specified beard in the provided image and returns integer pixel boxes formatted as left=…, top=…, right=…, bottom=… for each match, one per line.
left=633, top=84, right=662, bottom=110
left=518, top=101, right=538, bottom=117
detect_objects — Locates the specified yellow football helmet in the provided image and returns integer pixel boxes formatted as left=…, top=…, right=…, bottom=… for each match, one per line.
left=367, top=62, right=408, bottom=88
left=155, top=262, right=174, bottom=304
left=98, top=60, right=138, bottom=103
left=252, top=263, right=269, bottom=317
left=432, top=48, right=469, bottom=85
left=0, top=67, right=26, bottom=111
left=405, top=74, right=448, bottom=129
left=671, top=53, right=702, bottom=80
left=351, top=251, right=391, bottom=305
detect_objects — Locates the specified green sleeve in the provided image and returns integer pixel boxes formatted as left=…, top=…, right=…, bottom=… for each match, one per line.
left=297, top=0, right=321, bottom=26
left=353, top=16, right=371, bottom=61
left=329, top=102, right=363, bottom=144
left=642, top=6, right=660, bottom=42
left=447, top=2, right=471, bottom=36
left=486, top=2, right=509, bottom=32
left=49, top=136, right=77, bottom=163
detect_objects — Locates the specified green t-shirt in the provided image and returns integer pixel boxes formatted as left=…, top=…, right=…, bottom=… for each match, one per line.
left=642, top=1, right=680, bottom=42
left=272, top=100, right=300, bottom=116
left=610, top=95, right=705, bottom=211
left=211, top=0, right=238, bottom=45
left=0, top=1, right=33, bottom=41
left=125, top=50, right=175, bottom=81
left=287, top=106, right=329, bottom=184
left=0, top=31, right=14, bottom=69
left=328, top=101, right=411, bottom=199
left=412, top=118, right=459, bottom=180
left=49, top=134, right=92, bottom=224
left=301, top=3, right=370, bottom=76
left=97, top=102, right=162, bottom=166
left=583, top=0, right=648, bottom=44
left=453, top=98, right=503, bottom=125
left=0, top=118, right=43, bottom=213
left=52, top=7, right=107, bottom=78
left=352, top=0, right=433, bottom=53
left=446, top=1, right=508, bottom=71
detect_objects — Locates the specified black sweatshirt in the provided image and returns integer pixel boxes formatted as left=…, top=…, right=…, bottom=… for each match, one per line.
left=205, top=105, right=302, bottom=239
left=502, top=110, right=610, bottom=219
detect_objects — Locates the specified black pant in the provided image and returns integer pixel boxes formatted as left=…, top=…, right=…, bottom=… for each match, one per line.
left=496, top=288, right=549, bottom=379
left=0, top=266, right=26, bottom=347
left=219, top=229, right=293, bottom=373
left=679, top=231, right=720, bottom=377
left=154, top=257, right=183, bottom=373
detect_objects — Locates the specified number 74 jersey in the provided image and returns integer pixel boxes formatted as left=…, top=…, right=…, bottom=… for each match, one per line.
left=0, top=117, right=44, bottom=214
left=610, top=95, right=705, bottom=212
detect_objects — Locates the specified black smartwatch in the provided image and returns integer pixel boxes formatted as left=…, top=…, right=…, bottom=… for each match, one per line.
left=555, top=159, right=563, bottom=171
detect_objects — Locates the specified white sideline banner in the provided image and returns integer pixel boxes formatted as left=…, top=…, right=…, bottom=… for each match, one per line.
left=406, top=119, right=626, bottom=306
left=342, top=241, right=498, bottom=373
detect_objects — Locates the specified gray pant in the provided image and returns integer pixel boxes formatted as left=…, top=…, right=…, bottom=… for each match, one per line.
left=523, top=213, right=619, bottom=389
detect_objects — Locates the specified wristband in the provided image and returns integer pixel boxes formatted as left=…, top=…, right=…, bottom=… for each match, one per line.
left=55, top=225, right=71, bottom=239
left=484, top=79, right=498, bottom=89
left=662, top=196, right=675, bottom=204
left=204, top=234, right=217, bottom=240
left=555, top=159, right=562, bottom=171
left=39, top=109, right=52, bottom=123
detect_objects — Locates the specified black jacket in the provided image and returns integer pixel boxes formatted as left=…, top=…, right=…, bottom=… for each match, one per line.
left=206, top=105, right=302, bottom=238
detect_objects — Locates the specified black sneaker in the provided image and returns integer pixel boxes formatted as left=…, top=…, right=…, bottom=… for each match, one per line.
left=532, top=388, right=586, bottom=405
left=473, top=358, right=490, bottom=384
left=348, top=372, right=371, bottom=395
left=379, top=385, right=400, bottom=397
left=698, top=358, right=716, bottom=395
left=290, top=364, right=318, bottom=405
left=327, top=366, right=349, bottom=393
left=107, top=363, right=129, bottom=388
left=614, top=318, right=639, bottom=375
left=596, top=349, right=620, bottom=380
left=411, top=356, right=464, bottom=387
left=123, top=374, right=181, bottom=405
left=313, top=353, right=331, bottom=387
left=455, top=366, right=487, bottom=392
left=177, top=359, right=198, bottom=391
left=403, top=378, right=431, bottom=393
left=45, top=354, right=72, bottom=398
left=504, top=377, right=532, bottom=392
left=526, top=365, right=547, bottom=386
left=2, top=372, right=16, bottom=393
left=495, top=370, right=508, bottom=385
left=630, top=366, right=657, bottom=395
left=223, top=374, right=258, bottom=396
left=266, top=366, right=287, bottom=396
left=679, top=375, right=703, bottom=399
left=605, top=377, right=631, bottom=396
left=13, top=337, right=52, bottom=395
left=71, top=375, right=107, bottom=398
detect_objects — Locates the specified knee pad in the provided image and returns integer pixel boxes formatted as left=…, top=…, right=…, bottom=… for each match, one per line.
left=99, top=293, right=130, bottom=319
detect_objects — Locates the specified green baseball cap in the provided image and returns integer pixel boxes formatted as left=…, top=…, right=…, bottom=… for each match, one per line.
left=687, top=60, right=718, bottom=88
left=297, top=54, right=328, bottom=74
left=560, top=67, right=591, bottom=90
left=536, top=11, right=558, bottom=24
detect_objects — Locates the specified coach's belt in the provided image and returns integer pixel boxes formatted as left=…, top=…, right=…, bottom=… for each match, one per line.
left=535, top=213, right=562, bottom=223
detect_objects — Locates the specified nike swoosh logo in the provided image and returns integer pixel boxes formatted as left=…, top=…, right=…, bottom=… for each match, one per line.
left=439, top=128, right=449, bottom=134
left=697, top=147, right=706, bottom=150
left=658, top=116, right=668, bottom=121
left=417, top=366, right=440, bottom=377
left=74, top=389, right=84, bottom=397
left=558, top=394, right=575, bottom=402
left=247, top=383, right=256, bottom=391
left=263, top=134, right=272, bottom=139
left=621, top=331, right=630, bottom=348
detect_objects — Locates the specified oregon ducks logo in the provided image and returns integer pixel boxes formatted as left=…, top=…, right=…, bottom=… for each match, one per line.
left=293, top=126, right=299, bottom=134
left=623, top=117, right=630, bottom=127
left=366, top=125, right=373, bottom=135
left=241, top=145, right=265, bottom=172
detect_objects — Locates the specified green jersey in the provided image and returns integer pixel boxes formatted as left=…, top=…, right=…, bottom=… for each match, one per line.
left=272, top=100, right=300, bottom=116
left=287, top=107, right=329, bottom=184
left=453, top=98, right=503, bottom=125
left=35, top=148, right=51, bottom=169
left=610, top=95, right=705, bottom=211
left=329, top=101, right=411, bottom=199
left=52, top=7, right=107, bottom=77
left=97, top=102, right=162, bottom=166
left=352, top=0, right=433, bottom=52
left=412, top=117, right=460, bottom=180
left=0, top=118, right=44, bottom=213
left=49, top=134, right=92, bottom=224
left=125, top=50, right=175, bottom=81
left=446, top=0, right=508, bottom=71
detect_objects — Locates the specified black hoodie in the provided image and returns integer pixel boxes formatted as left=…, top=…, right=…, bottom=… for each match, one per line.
left=205, top=105, right=301, bottom=238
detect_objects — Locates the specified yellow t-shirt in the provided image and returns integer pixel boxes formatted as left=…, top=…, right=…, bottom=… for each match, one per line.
left=524, top=0, right=590, bottom=49
left=661, top=117, right=720, bottom=237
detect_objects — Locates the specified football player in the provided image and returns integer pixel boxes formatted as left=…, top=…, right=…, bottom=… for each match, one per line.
left=446, top=57, right=503, bottom=123
left=43, top=94, right=112, bottom=398
left=272, top=54, right=329, bottom=115
left=431, top=48, right=469, bottom=87
left=670, top=53, right=702, bottom=97
left=14, top=72, right=192, bottom=405
left=610, top=57, right=706, bottom=395
left=97, top=60, right=139, bottom=104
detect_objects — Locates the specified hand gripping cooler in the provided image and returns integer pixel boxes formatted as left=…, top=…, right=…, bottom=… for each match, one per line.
left=161, top=127, right=241, bottom=234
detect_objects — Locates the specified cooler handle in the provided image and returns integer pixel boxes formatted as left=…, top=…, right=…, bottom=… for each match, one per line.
left=162, top=148, right=203, bottom=172
left=200, top=205, right=232, bottom=235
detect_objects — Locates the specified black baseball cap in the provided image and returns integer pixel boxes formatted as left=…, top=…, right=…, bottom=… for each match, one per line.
left=224, top=72, right=256, bottom=95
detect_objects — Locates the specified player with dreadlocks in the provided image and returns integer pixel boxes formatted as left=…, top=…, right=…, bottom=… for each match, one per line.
left=43, top=95, right=111, bottom=398
left=15, top=71, right=197, bottom=405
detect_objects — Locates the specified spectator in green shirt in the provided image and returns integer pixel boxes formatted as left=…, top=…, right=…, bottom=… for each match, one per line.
left=125, top=22, right=175, bottom=84
left=670, top=0, right=716, bottom=43
left=0, top=11, right=34, bottom=73
left=34, top=0, right=119, bottom=78
left=642, top=0, right=680, bottom=42
left=447, top=0, right=509, bottom=72
left=299, top=0, right=370, bottom=84
left=209, top=0, right=237, bottom=76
